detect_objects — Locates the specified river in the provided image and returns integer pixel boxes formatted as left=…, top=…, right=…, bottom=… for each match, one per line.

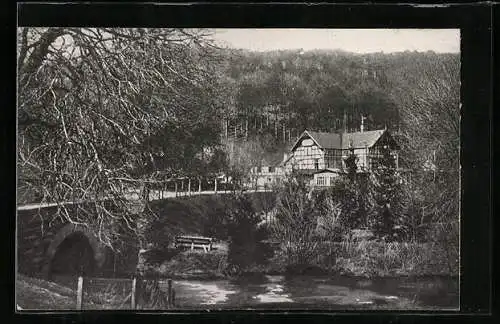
left=169, top=274, right=458, bottom=310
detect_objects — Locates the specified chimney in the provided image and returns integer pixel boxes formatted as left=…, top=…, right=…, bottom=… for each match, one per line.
left=360, top=115, right=366, bottom=133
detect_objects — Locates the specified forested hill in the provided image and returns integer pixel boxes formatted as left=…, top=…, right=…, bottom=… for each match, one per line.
left=216, top=48, right=459, bottom=143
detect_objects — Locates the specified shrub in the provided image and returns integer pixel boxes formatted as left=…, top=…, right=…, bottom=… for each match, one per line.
left=202, top=202, right=230, bottom=240
left=270, top=177, right=321, bottom=266
left=333, top=236, right=455, bottom=277
left=158, top=250, right=228, bottom=278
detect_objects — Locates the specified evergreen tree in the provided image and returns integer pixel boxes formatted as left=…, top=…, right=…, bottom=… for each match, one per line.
left=344, top=149, right=358, bottom=182
left=272, top=177, right=320, bottom=266
left=368, top=145, right=403, bottom=241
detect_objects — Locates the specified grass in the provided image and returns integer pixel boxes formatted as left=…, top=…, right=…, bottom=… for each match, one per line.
left=330, top=239, right=458, bottom=278
left=16, top=274, right=76, bottom=310
left=17, top=274, right=168, bottom=310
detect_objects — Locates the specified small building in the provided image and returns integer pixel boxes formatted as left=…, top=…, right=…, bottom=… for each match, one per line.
left=283, top=126, right=400, bottom=186
left=247, top=153, right=285, bottom=190
left=313, top=168, right=343, bottom=187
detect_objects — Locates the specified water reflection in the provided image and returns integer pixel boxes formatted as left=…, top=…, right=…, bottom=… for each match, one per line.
left=171, top=275, right=458, bottom=310
left=254, top=278, right=293, bottom=303
left=174, top=281, right=238, bottom=306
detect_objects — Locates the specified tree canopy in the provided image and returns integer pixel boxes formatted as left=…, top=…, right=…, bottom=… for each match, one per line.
left=17, top=28, right=225, bottom=248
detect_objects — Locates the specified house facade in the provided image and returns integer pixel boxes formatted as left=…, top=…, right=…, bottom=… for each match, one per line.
left=248, top=164, right=285, bottom=189
left=283, top=128, right=400, bottom=186
left=245, top=151, right=287, bottom=190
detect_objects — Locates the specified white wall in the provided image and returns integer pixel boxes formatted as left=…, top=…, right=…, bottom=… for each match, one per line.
left=288, top=143, right=325, bottom=170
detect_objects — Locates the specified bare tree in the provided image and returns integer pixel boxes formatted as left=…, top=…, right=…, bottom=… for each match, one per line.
left=391, top=54, right=460, bottom=264
left=223, top=137, right=265, bottom=188
left=17, top=28, right=223, bottom=251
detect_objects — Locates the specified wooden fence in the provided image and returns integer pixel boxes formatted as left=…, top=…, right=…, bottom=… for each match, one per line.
left=75, top=276, right=175, bottom=310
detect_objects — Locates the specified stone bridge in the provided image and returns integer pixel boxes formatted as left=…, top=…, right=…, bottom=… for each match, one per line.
left=17, top=202, right=135, bottom=280
left=17, top=189, right=273, bottom=280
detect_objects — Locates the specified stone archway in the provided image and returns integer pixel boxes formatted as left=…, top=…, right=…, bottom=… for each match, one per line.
left=42, top=224, right=106, bottom=279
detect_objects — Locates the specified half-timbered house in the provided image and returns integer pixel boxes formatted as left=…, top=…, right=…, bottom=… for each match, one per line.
left=283, top=128, right=400, bottom=186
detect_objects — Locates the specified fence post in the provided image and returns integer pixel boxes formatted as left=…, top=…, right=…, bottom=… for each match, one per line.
left=167, top=279, right=173, bottom=308
left=131, top=277, right=137, bottom=309
left=76, top=276, right=83, bottom=310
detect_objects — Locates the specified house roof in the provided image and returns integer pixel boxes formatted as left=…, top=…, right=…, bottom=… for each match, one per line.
left=306, top=131, right=342, bottom=149
left=341, top=129, right=386, bottom=149
left=291, top=129, right=388, bottom=151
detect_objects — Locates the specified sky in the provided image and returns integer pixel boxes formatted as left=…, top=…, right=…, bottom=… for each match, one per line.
left=211, top=29, right=460, bottom=54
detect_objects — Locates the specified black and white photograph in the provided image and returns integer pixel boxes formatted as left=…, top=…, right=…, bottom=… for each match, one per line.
left=16, top=27, right=460, bottom=311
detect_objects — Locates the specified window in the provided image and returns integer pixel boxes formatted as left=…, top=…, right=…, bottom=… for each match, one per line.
left=317, top=176, right=325, bottom=186
left=314, top=159, right=319, bottom=170
left=267, top=177, right=272, bottom=182
left=269, top=166, right=275, bottom=173
left=325, top=149, right=343, bottom=169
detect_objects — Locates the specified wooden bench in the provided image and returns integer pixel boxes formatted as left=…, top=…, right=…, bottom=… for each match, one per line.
left=174, top=235, right=214, bottom=252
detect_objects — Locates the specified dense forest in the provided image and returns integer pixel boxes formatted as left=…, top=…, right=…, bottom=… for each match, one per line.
left=216, top=48, right=459, bottom=174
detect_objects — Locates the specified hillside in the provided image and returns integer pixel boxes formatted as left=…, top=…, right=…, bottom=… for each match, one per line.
left=144, top=192, right=276, bottom=248
left=215, top=49, right=459, bottom=172
left=218, top=49, right=458, bottom=134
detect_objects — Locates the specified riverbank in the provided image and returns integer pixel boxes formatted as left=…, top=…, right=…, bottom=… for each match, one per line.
left=16, top=272, right=458, bottom=310
left=152, top=250, right=458, bottom=310
left=16, top=274, right=76, bottom=310
left=148, top=238, right=458, bottom=281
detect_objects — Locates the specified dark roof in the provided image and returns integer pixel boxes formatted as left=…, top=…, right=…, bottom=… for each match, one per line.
left=306, top=131, right=342, bottom=149
left=341, top=129, right=386, bottom=149
left=291, top=129, right=387, bottom=151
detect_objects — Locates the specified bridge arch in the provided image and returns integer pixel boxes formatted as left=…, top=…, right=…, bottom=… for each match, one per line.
left=42, top=223, right=107, bottom=278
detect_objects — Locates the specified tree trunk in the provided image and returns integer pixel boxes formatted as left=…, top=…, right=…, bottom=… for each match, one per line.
left=245, top=118, right=248, bottom=140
